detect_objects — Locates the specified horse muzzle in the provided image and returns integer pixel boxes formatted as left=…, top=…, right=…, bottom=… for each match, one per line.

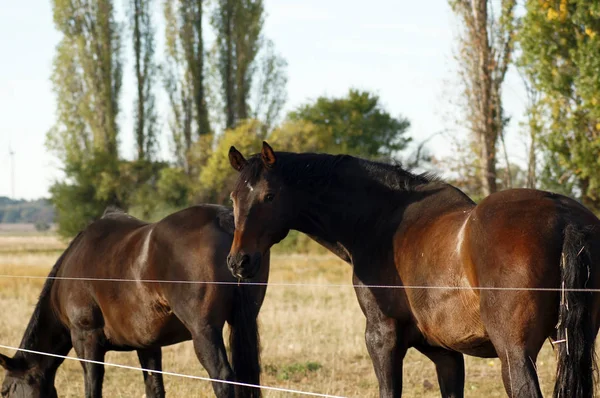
left=227, top=252, right=261, bottom=280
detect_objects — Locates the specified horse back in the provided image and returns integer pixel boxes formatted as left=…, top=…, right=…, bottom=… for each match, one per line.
left=468, top=188, right=600, bottom=287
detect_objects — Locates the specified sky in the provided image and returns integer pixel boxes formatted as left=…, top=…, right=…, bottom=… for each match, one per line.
left=0, top=0, right=529, bottom=200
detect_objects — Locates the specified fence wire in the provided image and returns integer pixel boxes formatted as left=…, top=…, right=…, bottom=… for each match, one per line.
left=0, top=344, right=347, bottom=398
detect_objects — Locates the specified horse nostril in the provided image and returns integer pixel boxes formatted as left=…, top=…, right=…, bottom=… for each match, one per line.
left=240, top=254, right=251, bottom=267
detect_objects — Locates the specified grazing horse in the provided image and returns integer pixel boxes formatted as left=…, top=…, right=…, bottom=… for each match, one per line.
left=226, top=142, right=600, bottom=398
left=0, top=205, right=269, bottom=398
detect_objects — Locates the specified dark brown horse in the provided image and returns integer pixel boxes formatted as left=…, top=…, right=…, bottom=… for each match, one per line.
left=226, top=142, right=600, bottom=398
left=0, top=205, right=269, bottom=398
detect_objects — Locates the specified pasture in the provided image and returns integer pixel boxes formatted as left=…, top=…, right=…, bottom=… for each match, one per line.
left=0, top=234, right=568, bottom=397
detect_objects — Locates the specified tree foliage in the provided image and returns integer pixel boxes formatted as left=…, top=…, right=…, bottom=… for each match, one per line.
left=163, top=0, right=211, bottom=170
left=48, top=0, right=123, bottom=236
left=198, top=119, right=264, bottom=202
left=519, top=0, right=600, bottom=209
left=50, top=0, right=123, bottom=157
left=287, top=89, right=411, bottom=158
left=211, top=0, right=286, bottom=130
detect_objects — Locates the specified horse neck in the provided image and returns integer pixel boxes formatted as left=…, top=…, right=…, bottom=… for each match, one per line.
left=290, top=158, right=473, bottom=260
left=15, top=279, right=71, bottom=376
left=291, top=163, right=414, bottom=257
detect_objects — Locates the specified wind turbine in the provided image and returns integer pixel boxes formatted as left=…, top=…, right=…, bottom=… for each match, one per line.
left=8, top=143, right=15, bottom=199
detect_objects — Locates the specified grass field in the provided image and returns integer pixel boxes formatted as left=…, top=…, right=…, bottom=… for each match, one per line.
left=0, top=235, right=573, bottom=397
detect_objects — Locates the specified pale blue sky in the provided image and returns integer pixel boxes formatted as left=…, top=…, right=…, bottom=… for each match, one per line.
left=0, top=0, right=528, bottom=199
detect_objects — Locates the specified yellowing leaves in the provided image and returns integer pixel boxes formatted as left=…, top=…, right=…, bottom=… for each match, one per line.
left=547, top=8, right=559, bottom=20
left=198, top=119, right=264, bottom=196
left=546, top=0, right=567, bottom=21
left=559, top=0, right=568, bottom=21
left=585, top=27, right=596, bottom=38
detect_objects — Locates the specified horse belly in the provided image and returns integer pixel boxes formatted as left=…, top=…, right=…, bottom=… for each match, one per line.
left=101, top=289, right=187, bottom=348
left=415, top=291, right=496, bottom=358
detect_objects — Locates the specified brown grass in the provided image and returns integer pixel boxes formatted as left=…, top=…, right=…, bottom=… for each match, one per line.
left=0, top=237, right=576, bottom=397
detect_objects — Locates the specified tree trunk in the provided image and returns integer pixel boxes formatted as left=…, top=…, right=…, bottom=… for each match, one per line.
left=481, top=133, right=497, bottom=196
left=133, top=0, right=145, bottom=160
left=526, top=129, right=536, bottom=189
left=224, top=0, right=236, bottom=129
left=192, top=0, right=210, bottom=136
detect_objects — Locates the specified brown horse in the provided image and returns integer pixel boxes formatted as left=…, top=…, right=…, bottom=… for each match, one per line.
left=0, top=205, right=269, bottom=398
left=226, top=142, right=600, bottom=398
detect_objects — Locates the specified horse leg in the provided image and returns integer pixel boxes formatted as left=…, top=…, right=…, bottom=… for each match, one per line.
left=365, top=316, right=406, bottom=398
left=415, top=345, right=464, bottom=398
left=355, top=279, right=406, bottom=397
left=480, top=290, right=548, bottom=397
left=137, top=348, right=165, bottom=398
left=70, top=328, right=106, bottom=398
left=190, top=323, right=235, bottom=398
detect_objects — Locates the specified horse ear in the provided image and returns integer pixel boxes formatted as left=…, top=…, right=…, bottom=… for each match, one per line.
left=261, top=141, right=276, bottom=168
left=229, top=146, right=247, bottom=172
left=0, top=353, right=17, bottom=371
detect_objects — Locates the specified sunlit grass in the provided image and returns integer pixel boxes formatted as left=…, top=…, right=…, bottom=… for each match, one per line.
left=0, top=236, right=575, bottom=397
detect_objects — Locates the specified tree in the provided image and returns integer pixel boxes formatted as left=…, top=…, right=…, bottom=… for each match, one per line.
left=518, top=71, right=542, bottom=189
left=198, top=119, right=264, bottom=202
left=287, top=89, right=411, bottom=159
left=163, top=0, right=210, bottom=170
left=268, top=120, right=333, bottom=153
left=49, top=0, right=122, bottom=158
left=48, top=0, right=123, bottom=236
left=519, top=0, right=600, bottom=210
left=212, top=0, right=264, bottom=128
left=130, top=0, right=158, bottom=161
left=250, top=39, right=288, bottom=132
left=449, top=0, right=517, bottom=196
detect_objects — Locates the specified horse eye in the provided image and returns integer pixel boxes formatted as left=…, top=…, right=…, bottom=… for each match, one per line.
left=264, top=193, right=275, bottom=203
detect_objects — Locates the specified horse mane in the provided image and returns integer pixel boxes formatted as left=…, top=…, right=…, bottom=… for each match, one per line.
left=102, top=206, right=127, bottom=218
left=18, top=232, right=83, bottom=354
left=216, top=207, right=235, bottom=235
left=237, top=152, right=440, bottom=193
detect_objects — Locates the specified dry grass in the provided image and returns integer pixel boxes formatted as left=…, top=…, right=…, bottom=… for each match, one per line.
left=0, top=237, right=581, bottom=397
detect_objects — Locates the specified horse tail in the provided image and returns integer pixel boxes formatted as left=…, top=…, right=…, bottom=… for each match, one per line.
left=554, top=224, right=597, bottom=398
left=229, top=285, right=261, bottom=398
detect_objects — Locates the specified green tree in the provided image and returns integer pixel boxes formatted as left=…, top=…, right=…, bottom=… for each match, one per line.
left=49, top=0, right=122, bottom=157
left=48, top=0, right=123, bottom=237
left=212, top=0, right=264, bottom=128
left=519, top=0, right=600, bottom=210
left=198, top=119, right=264, bottom=202
left=287, top=89, right=411, bottom=158
left=130, top=0, right=158, bottom=161
left=163, top=0, right=210, bottom=170
left=268, top=120, right=333, bottom=153
left=48, top=153, right=120, bottom=236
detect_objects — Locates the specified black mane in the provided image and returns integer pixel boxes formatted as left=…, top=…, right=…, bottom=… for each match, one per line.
left=17, top=232, right=83, bottom=356
left=237, top=151, right=440, bottom=193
